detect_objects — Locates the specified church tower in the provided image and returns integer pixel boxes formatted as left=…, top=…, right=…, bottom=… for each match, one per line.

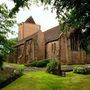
left=18, top=16, right=40, bottom=40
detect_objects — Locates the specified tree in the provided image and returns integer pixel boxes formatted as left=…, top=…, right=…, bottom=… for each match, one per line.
left=0, top=4, right=15, bottom=70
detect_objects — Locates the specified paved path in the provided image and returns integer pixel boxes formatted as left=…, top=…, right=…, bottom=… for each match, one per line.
left=4, top=63, right=73, bottom=72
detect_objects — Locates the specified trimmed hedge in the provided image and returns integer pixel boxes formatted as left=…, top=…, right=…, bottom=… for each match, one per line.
left=73, top=66, right=90, bottom=74
left=26, top=59, right=50, bottom=67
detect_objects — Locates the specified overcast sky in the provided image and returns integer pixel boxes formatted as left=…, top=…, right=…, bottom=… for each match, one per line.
left=0, top=0, right=59, bottom=38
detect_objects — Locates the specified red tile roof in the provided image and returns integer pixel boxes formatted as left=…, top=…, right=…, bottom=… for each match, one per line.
left=44, top=26, right=62, bottom=43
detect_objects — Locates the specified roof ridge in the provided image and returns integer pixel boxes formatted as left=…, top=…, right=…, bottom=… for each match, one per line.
left=44, top=25, right=60, bottom=33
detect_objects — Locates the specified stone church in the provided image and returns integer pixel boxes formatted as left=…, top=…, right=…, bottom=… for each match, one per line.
left=15, top=16, right=90, bottom=64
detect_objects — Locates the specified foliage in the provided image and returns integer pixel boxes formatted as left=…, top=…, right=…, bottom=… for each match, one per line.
left=0, top=68, right=23, bottom=89
left=6, top=37, right=18, bottom=61
left=46, top=59, right=58, bottom=74
left=36, top=59, right=50, bottom=67
left=0, top=67, right=14, bottom=83
left=73, top=66, right=90, bottom=74
left=7, top=38, right=18, bottom=53
left=80, top=27, right=90, bottom=53
left=0, top=54, right=4, bottom=70
left=9, top=0, right=40, bottom=17
left=42, top=0, right=90, bottom=28
left=0, top=4, right=16, bottom=68
left=26, top=59, right=50, bottom=67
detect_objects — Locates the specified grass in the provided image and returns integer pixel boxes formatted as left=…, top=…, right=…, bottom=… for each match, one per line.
left=2, top=71, right=90, bottom=90
left=4, top=62, right=25, bottom=69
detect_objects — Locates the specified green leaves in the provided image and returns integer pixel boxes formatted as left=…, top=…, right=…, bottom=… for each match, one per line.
left=9, top=0, right=31, bottom=17
left=53, top=0, right=90, bottom=28
left=0, top=4, right=16, bottom=67
left=41, top=0, right=52, bottom=4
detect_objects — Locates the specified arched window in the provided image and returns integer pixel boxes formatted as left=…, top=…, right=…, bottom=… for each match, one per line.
left=51, top=42, right=56, bottom=53
left=51, top=43, right=54, bottom=53
left=70, top=30, right=80, bottom=51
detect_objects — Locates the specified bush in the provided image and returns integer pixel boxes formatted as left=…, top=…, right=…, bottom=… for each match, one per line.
left=26, top=59, right=50, bottom=67
left=29, top=61, right=37, bottom=67
left=0, top=54, right=4, bottom=71
left=36, top=59, right=49, bottom=67
left=46, top=59, right=58, bottom=74
left=73, top=66, right=90, bottom=74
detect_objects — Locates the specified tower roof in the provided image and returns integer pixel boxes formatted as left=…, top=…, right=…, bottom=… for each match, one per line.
left=25, top=16, right=36, bottom=24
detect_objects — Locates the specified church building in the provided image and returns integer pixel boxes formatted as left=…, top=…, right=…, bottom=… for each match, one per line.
left=15, top=16, right=90, bottom=64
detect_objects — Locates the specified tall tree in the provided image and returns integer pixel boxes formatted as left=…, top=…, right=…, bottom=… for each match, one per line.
left=0, top=4, right=15, bottom=70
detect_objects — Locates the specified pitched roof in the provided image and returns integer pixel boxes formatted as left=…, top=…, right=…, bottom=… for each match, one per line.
left=44, top=26, right=62, bottom=43
left=25, top=16, right=36, bottom=24
left=16, top=25, right=62, bottom=46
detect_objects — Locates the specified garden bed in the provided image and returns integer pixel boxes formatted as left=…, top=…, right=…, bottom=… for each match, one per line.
left=73, top=66, right=90, bottom=74
left=0, top=67, right=23, bottom=89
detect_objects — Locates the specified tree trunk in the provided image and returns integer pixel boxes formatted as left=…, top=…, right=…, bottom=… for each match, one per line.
left=57, top=37, right=62, bottom=76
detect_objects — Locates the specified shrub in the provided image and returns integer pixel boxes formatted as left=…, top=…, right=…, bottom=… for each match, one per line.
left=0, top=54, right=4, bottom=71
left=46, top=59, right=58, bottom=74
left=73, top=66, right=90, bottom=74
left=26, top=59, right=50, bottom=67
left=36, top=59, right=49, bottom=67
left=29, top=61, right=37, bottom=67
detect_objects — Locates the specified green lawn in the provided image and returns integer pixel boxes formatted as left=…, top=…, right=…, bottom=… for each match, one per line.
left=2, top=71, right=90, bottom=90
left=4, top=62, right=25, bottom=69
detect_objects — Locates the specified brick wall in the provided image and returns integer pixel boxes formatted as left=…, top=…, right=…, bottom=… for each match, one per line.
left=37, top=31, right=45, bottom=60
left=46, top=41, right=59, bottom=60
left=15, top=24, right=90, bottom=65
left=18, top=23, right=40, bottom=41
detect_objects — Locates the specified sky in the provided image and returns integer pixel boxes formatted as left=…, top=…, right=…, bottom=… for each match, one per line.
left=0, top=0, right=59, bottom=38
